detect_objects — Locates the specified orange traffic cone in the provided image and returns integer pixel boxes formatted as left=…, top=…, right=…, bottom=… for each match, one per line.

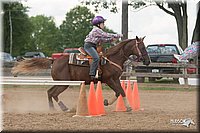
left=73, top=82, right=89, bottom=117
left=126, top=80, right=132, bottom=106
left=131, top=81, right=140, bottom=111
left=96, top=81, right=106, bottom=115
left=88, top=81, right=98, bottom=116
left=114, top=81, right=126, bottom=112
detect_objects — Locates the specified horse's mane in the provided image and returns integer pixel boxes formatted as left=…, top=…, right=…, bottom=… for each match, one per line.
left=104, top=39, right=133, bottom=57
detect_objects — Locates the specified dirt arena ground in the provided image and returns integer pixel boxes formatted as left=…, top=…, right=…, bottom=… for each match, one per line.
left=2, top=85, right=198, bottom=132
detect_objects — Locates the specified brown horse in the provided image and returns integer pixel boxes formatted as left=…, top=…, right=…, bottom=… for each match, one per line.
left=12, top=36, right=150, bottom=112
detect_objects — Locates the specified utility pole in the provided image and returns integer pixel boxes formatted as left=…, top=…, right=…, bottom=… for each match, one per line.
left=9, top=3, right=13, bottom=56
left=121, top=0, right=129, bottom=80
left=122, top=0, right=128, bottom=40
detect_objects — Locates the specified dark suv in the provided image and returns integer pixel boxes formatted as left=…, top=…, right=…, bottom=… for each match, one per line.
left=135, top=44, right=183, bottom=82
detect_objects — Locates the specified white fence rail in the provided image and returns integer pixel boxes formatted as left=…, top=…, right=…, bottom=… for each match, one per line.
left=1, top=77, right=84, bottom=86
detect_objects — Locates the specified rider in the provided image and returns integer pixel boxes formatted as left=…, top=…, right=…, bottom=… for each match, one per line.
left=84, top=16, right=123, bottom=80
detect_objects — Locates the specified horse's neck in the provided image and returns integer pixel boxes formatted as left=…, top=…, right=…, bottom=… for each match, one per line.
left=108, top=41, right=134, bottom=67
left=109, top=49, right=128, bottom=67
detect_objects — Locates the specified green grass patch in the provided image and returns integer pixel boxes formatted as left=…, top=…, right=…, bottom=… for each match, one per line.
left=140, top=87, right=196, bottom=91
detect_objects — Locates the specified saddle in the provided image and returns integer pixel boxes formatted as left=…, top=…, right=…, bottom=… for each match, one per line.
left=69, top=45, right=106, bottom=77
left=77, top=45, right=104, bottom=63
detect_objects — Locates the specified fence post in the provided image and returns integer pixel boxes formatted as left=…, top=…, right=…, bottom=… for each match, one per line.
left=183, top=64, right=188, bottom=85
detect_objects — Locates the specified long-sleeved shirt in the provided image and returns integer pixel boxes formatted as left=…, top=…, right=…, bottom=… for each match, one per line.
left=84, top=27, right=122, bottom=45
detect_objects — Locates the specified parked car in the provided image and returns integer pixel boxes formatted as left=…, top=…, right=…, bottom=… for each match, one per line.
left=0, top=52, right=14, bottom=62
left=135, top=44, right=184, bottom=82
left=0, top=52, right=16, bottom=67
left=23, top=52, right=46, bottom=59
left=51, top=48, right=80, bottom=60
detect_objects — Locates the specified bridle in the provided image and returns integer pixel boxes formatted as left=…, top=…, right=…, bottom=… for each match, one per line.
left=102, top=39, right=147, bottom=71
left=122, top=39, right=145, bottom=62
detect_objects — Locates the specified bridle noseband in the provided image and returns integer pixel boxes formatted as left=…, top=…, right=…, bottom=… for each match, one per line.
left=122, top=39, right=144, bottom=62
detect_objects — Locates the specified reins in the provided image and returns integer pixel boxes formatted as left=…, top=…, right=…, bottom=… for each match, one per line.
left=102, top=56, right=123, bottom=71
left=102, top=39, right=144, bottom=72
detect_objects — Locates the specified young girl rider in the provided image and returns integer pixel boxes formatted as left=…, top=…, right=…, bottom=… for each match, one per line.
left=84, top=16, right=123, bottom=80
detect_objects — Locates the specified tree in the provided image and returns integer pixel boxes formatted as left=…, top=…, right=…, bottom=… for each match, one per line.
left=80, top=0, right=129, bottom=40
left=153, top=0, right=188, bottom=49
left=3, top=2, right=32, bottom=56
left=28, top=15, right=60, bottom=56
left=59, top=6, right=95, bottom=49
left=59, top=6, right=117, bottom=50
left=80, top=0, right=189, bottom=49
left=191, top=2, right=200, bottom=43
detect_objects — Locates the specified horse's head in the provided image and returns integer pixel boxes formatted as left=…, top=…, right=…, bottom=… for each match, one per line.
left=134, top=36, right=151, bottom=66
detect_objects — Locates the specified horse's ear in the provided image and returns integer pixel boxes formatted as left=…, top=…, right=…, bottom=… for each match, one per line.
left=142, top=36, right=146, bottom=41
left=136, top=36, right=139, bottom=41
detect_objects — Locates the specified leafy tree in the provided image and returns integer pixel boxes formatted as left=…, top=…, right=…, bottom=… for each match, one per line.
left=191, top=2, right=200, bottom=43
left=3, top=2, right=32, bottom=56
left=28, top=15, right=60, bottom=56
left=80, top=0, right=189, bottom=49
left=59, top=6, right=95, bottom=49
left=59, top=6, right=116, bottom=50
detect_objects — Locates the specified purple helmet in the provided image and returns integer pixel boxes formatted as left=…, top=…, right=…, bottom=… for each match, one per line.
left=91, top=16, right=106, bottom=25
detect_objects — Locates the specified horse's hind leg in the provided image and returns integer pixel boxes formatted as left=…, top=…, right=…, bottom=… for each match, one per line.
left=47, top=85, right=69, bottom=111
left=47, top=86, right=57, bottom=111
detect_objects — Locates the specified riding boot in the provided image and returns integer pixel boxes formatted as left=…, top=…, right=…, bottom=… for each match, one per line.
left=122, top=97, right=132, bottom=112
left=90, top=75, right=98, bottom=82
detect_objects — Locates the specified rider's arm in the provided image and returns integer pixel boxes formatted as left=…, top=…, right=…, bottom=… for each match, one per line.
left=94, top=28, right=122, bottom=39
left=99, top=37, right=113, bottom=43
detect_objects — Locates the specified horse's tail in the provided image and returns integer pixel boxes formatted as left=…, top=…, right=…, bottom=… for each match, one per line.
left=11, top=58, right=53, bottom=75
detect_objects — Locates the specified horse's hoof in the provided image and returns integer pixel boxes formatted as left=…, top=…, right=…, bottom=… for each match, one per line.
left=126, top=107, right=132, bottom=112
left=66, top=107, right=76, bottom=113
left=104, top=99, right=108, bottom=106
left=58, top=101, right=69, bottom=111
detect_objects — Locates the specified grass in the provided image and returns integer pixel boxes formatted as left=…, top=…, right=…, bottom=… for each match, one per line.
left=2, top=81, right=197, bottom=92
left=140, top=87, right=196, bottom=91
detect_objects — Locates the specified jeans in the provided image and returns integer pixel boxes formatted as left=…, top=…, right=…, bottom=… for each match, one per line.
left=84, top=42, right=100, bottom=76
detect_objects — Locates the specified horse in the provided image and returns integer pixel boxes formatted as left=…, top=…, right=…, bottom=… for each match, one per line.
left=12, top=36, right=150, bottom=112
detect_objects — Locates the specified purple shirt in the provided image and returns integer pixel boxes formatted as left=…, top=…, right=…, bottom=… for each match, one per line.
left=84, top=27, right=122, bottom=45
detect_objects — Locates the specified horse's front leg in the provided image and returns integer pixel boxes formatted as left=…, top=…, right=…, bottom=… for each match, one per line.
left=104, top=79, right=132, bottom=112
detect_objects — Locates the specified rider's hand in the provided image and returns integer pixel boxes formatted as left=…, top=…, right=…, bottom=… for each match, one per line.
left=119, top=34, right=123, bottom=38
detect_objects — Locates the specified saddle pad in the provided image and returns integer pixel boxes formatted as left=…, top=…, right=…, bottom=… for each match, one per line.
left=69, top=53, right=88, bottom=65
left=69, top=53, right=106, bottom=65
left=69, top=53, right=76, bottom=64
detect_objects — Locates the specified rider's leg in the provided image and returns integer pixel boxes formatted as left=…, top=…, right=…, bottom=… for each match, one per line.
left=84, top=43, right=99, bottom=77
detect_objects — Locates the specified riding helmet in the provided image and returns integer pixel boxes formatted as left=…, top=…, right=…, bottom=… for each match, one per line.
left=91, top=16, right=106, bottom=26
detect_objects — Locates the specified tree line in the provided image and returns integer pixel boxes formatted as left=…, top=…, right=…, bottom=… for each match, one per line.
left=3, top=1, right=199, bottom=57
left=3, top=2, right=115, bottom=57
